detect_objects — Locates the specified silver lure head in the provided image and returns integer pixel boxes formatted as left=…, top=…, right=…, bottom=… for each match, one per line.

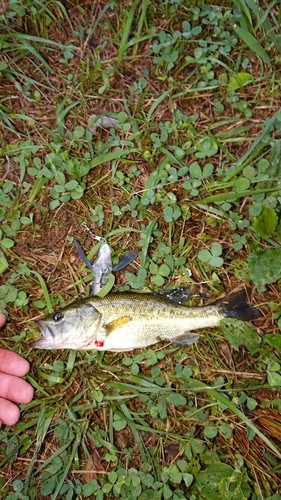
left=33, top=301, right=102, bottom=350
left=92, top=242, right=112, bottom=280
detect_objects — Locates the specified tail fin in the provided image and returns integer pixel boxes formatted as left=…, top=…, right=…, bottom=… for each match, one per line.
left=218, top=290, right=261, bottom=321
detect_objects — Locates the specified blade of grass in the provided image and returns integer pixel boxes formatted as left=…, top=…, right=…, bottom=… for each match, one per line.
left=140, top=220, right=157, bottom=267
left=132, top=0, right=149, bottom=57
left=198, top=185, right=281, bottom=204
left=1, top=31, right=74, bottom=48
left=51, top=422, right=86, bottom=499
left=89, top=148, right=140, bottom=168
left=27, top=177, right=48, bottom=203
left=15, top=269, right=53, bottom=313
left=120, top=403, right=150, bottom=462
left=233, top=24, right=271, bottom=66
left=224, top=109, right=281, bottom=182
left=23, top=406, right=57, bottom=492
left=117, top=0, right=140, bottom=63
left=147, top=88, right=173, bottom=122
left=184, top=378, right=281, bottom=459
left=19, top=39, right=55, bottom=74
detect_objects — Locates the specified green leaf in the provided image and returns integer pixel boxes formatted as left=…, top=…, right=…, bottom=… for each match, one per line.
left=218, top=422, right=233, bottom=439
left=0, top=238, right=14, bottom=249
left=102, top=483, right=113, bottom=494
left=228, top=72, right=253, bottom=90
left=163, top=206, right=173, bottom=222
left=267, top=371, right=281, bottom=387
left=190, top=162, right=202, bottom=178
left=250, top=203, right=262, bottom=216
left=50, top=199, right=60, bottom=210
left=190, top=439, right=206, bottom=454
left=211, top=243, right=222, bottom=257
left=264, top=334, right=281, bottom=352
left=158, top=264, right=170, bottom=277
left=194, top=463, right=235, bottom=499
left=143, top=474, right=154, bottom=487
left=82, top=481, right=100, bottom=496
left=204, top=425, right=217, bottom=439
left=73, top=126, right=85, bottom=139
left=20, top=216, right=33, bottom=225
left=198, top=249, right=212, bottom=263
left=177, top=459, right=187, bottom=472
left=221, top=319, right=261, bottom=354
left=196, top=138, right=218, bottom=158
left=252, top=206, right=278, bottom=237
left=202, top=163, right=214, bottom=178
left=248, top=248, right=281, bottom=291
left=122, top=357, right=133, bottom=366
left=0, top=252, right=8, bottom=274
left=209, top=256, right=224, bottom=267
left=12, top=480, right=23, bottom=493
left=163, top=484, right=173, bottom=499
left=3, top=181, right=14, bottom=194
left=65, top=180, right=79, bottom=190
left=130, top=363, right=139, bottom=375
left=112, top=416, right=127, bottom=431
left=149, top=262, right=158, bottom=275
left=153, top=274, right=165, bottom=286
left=234, top=177, right=251, bottom=191
left=168, top=465, right=182, bottom=484
left=183, top=473, right=193, bottom=488
left=145, top=350, right=158, bottom=366
left=55, top=170, right=66, bottom=185
left=247, top=397, right=258, bottom=410
left=166, top=393, right=187, bottom=406
left=41, top=476, right=56, bottom=496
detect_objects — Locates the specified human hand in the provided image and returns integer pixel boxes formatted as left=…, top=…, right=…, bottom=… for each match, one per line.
left=0, top=313, right=34, bottom=426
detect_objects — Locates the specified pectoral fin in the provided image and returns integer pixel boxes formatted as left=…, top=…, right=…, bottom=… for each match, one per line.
left=105, top=316, right=132, bottom=334
left=172, top=332, right=200, bottom=345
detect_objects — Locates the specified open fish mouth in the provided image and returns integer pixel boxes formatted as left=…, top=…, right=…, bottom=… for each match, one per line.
left=33, top=321, right=56, bottom=348
left=39, top=321, right=56, bottom=339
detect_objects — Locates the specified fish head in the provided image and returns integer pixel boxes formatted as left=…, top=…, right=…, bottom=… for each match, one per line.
left=33, top=301, right=102, bottom=350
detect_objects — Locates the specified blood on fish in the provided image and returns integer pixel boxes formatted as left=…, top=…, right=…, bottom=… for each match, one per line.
left=94, top=340, right=105, bottom=347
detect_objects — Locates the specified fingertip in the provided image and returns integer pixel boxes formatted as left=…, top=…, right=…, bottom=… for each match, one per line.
left=0, top=349, right=30, bottom=377
left=0, top=399, right=20, bottom=426
left=0, top=313, right=6, bottom=329
left=7, top=406, right=20, bottom=426
left=22, top=383, right=34, bottom=404
left=18, top=358, right=30, bottom=377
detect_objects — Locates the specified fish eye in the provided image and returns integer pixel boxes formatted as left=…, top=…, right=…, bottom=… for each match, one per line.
left=53, top=312, right=64, bottom=322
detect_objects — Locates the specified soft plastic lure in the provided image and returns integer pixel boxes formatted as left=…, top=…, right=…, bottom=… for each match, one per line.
left=73, top=225, right=138, bottom=295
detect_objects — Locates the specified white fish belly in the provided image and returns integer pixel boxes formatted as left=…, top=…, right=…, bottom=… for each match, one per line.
left=97, top=315, right=221, bottom=351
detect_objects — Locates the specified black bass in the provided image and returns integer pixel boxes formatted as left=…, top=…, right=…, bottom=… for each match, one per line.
left=33, top=289, right=260, bottom=351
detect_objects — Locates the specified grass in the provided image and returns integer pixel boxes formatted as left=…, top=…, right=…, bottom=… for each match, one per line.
left=0, top=0, right=281, bottom=498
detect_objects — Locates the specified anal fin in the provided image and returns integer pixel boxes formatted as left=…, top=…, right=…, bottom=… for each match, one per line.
left=172, top=332, right=200, bottom=345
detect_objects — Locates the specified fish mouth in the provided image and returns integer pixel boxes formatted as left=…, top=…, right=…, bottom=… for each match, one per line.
left=33, top=321, right=56, bottom=348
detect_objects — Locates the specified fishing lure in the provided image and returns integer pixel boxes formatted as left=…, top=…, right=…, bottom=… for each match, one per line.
left=73, top=223, right=138, bottom=295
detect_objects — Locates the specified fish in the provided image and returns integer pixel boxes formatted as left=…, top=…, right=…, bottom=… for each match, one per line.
left=33, top=289, right=261, bottom=352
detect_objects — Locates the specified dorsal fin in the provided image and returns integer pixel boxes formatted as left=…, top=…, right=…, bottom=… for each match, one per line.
left=155, top=287, right=192, bottom=305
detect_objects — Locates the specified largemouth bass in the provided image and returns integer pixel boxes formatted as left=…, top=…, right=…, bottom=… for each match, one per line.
left=33, top=289, right=260, bottom=351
